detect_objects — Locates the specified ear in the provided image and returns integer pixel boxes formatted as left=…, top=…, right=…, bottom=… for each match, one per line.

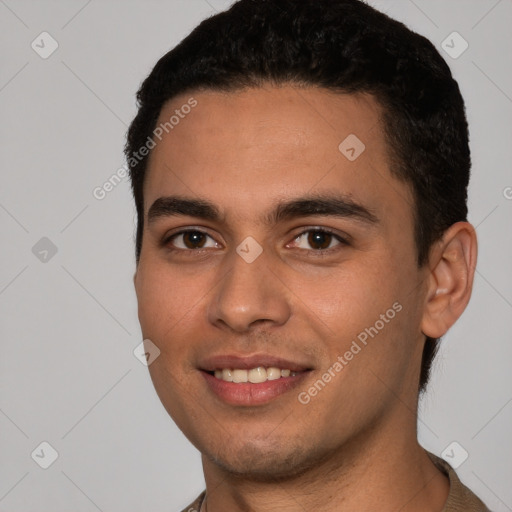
left=421, top=222, right=478, bottom=338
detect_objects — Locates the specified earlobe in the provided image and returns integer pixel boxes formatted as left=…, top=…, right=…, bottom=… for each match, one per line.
left=421, top=222, right=477, bottom=339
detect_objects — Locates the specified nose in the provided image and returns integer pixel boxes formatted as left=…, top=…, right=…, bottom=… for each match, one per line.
left=207, top=250, right=291, bottom=333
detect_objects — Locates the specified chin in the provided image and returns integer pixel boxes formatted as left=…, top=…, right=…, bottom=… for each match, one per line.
left=202, top=437, right=325, bottom=481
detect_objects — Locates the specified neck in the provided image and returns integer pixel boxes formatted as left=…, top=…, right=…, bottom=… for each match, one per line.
left=201, top=412, right=449, bottom=512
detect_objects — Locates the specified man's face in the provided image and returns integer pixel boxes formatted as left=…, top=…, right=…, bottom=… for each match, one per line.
left=134, top=85, right=429, bottom=478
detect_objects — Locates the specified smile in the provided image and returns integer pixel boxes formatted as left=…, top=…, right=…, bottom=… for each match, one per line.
left=212, top=367, right=298, bottom=383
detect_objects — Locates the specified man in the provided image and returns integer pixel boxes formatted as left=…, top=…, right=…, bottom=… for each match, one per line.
left=125, top=0, right=489, bottom=510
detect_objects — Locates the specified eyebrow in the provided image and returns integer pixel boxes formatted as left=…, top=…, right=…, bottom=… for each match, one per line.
left=147, top=194, right=379, bottom=226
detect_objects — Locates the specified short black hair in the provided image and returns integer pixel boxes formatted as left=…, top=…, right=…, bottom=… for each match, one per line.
left=125, top=0, right=471, bottom=392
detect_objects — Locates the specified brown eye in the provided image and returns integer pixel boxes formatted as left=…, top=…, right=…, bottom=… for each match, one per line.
left=167, top=230, right=218, bottom=250
left=307, top=230, right=333, bottom=250
left=182, top=231, right=207, bottom=249
left=290, top=229, right=347, bottom=252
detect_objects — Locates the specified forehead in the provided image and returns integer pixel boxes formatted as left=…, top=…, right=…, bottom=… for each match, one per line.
left=151, top=86, right=383, bottom=166
left=144, top=85, right=413, bottom=227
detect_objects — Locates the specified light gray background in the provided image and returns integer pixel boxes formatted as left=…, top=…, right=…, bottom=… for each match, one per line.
left=1, top=0, right=511, bottom=510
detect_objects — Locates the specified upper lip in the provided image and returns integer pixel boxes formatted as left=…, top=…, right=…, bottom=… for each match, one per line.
left=199, top=354, right=312, bottom=372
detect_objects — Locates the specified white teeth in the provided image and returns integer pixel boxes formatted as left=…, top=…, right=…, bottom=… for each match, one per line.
left=222, top=369, right=233, bottom=382
left=248, top=367, right=267, bottom=383
left=232, top=369, right=248, bottom=383
left=267, top=367, right=281, bottom=380
left=212, top=367, right=300, bottom=383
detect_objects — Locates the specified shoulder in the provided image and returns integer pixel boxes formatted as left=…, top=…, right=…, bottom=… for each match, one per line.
left=427, top=452, right=491, bottom=512
left=178, top=491, right=206, bottom=512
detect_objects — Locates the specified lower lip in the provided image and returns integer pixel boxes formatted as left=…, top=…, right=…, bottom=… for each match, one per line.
left=201, top=371, right=310, bottom=406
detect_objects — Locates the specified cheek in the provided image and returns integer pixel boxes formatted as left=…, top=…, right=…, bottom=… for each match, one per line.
left=290, top=258, right=397, bottom=338
left=135, top=259, right=204, bottom=340
left=291, top=249, right=421, bottom=373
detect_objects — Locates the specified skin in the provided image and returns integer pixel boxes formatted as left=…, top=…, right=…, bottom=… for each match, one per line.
left=134, top=84, right=477, bottom=511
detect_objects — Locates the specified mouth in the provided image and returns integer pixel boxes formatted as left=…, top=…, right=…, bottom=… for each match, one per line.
left=199, top=354, right=312, bottom=406
left=207, top=367, right=299, bottom=383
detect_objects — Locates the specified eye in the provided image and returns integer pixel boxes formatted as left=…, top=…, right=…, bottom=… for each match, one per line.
left=166, top=230, right=219, bottom=250
left=290, top=229, right=347, bottom=251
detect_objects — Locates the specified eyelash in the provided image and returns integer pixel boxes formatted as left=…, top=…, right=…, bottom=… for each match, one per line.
left=162, top=227, right=350, bottom=256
